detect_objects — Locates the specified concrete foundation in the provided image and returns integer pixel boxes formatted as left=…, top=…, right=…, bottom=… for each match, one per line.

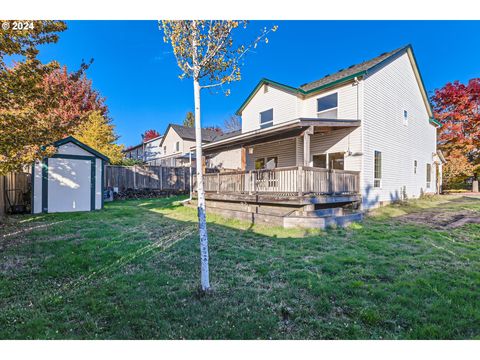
left=186, top=199, right=363, bottom=229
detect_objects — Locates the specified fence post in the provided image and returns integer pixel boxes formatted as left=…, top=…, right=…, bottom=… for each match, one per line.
left=297, top=166, right=304, bottom=196
left=216, top=172, right=220, bottom=194
left=133, top=165, right=136, bottom=190
left=159, top=167, right=163, bottom=191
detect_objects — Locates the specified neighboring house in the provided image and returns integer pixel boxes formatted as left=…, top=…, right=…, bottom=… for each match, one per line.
left=143, top=135, right=164, bottom=165
left=123, top=143, right=144, bottom=161
left=198, top=45, right=443, bottom=228
left=158, top=124, right=222, bottom=167
left=123, top=136, right=164, bottom=164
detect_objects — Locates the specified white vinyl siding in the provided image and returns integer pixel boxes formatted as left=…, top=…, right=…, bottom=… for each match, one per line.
left=241, top=84, right=301, bottom=132
left=144, top=137, right=163, bottom=162
left=317, top=93, right=338, bottom=119
left=362, top=50, right=437, bottom=208
left=159, top=127, right=196, bottom=160
left=301, top=82, right=359, bottom=119
left=260, top=108, right=274, bottom=129
left=246, top=138, right=297, bottom=170
left=207, top=147, right=243, bottom=170
left=295, top=126, right=363, bottom=171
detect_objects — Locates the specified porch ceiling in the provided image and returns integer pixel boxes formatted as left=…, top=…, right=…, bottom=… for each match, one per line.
left=201, top=118, right=360, bottom=153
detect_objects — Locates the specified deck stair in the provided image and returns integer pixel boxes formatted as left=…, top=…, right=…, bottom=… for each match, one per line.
left=185, top=198, right=363, bottom=229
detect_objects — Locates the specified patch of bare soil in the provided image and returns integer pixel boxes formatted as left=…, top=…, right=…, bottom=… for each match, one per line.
left=0, top=220, right=67, bottom=251
left=0, top=255, right=29, bottom=275
left=399, top=210, right=480, bottom=229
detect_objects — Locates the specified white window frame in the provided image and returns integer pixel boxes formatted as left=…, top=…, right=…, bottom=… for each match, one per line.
left=317, top=93, right=338, bottom=118
left=259, top=108, right=273, bottom=129
left=426, top=163, right=432, bottom=188
left=312, top=153, right=328, bottom=169
left=175, top=141, right=180, bottom=152
left=374, top=150, right=382, bottom=188
left=254, top=156, right=278, bottom=170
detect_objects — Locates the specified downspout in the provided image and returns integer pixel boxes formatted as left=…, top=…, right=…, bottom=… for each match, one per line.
left=181, top=151, right=193, bottom=203
left=356, top=75, right=365, bottom=209
left=345, top=77, right=360, bottom=158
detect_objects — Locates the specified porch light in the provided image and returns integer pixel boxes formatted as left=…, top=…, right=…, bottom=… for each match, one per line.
left=248, top=147, right=254, bottom=154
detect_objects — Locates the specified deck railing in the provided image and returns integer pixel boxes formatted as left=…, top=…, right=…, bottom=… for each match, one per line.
left=196, top=166, right=359, bottom=196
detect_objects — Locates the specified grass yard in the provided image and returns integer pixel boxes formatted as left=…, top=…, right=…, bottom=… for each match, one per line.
left=0, top=194, right=479, bottom=339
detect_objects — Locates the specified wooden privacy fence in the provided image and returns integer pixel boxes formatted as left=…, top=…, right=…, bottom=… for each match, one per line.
left=105, top=165, right=192, bottom=192
left=0, top=172, right=32, bottom=217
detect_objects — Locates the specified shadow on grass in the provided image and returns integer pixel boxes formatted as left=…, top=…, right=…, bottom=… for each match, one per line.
left=0, top=195, right=479, bottom=340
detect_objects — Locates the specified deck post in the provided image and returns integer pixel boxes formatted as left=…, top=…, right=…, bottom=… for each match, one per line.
left=297, top=166, right=304, bottom=196
left=303, top=126, right=313, bottom=166
left=330, top=169, right=335, bottom=194
left=248, top=171, right=253, bottom=195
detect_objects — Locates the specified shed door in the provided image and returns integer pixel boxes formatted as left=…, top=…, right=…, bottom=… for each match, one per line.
left=48, top=158, right=92, bottom=212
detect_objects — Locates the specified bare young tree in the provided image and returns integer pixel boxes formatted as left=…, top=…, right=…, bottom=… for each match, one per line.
left=159, top=20, right=276, bottom=292
left=223, top=115, right=242, bottom=132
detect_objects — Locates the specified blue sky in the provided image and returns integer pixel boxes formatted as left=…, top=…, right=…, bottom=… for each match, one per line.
left=35, top=20, right=480, bottom=147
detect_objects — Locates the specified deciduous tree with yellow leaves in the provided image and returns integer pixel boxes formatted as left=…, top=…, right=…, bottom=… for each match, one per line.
left=74, top=111, right=124, bottom=164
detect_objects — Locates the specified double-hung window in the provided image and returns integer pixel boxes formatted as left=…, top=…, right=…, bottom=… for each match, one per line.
left=317, top=93, right=338, bottom=119
left=175, top=141, right=180, bottom=152
left=426, top=163, right=432, bottom=188
left=374, top=151, right=382, bottom=188
left=260, top=109, right=273, bottom=129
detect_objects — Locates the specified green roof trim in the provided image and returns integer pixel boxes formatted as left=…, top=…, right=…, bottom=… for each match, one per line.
left=235, top=45, right=436, bottom=124
left=52, top=136, right=110, bottom=162
left=303, top=70, right=366, bottom=95
left=429, top=118, right=442, bottom=127
left=235, top=71, right=367, bottom=115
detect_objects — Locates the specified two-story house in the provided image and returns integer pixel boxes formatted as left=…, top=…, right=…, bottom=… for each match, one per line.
left=143, top=135, right=164, bottom=165
left=123, top=143, right=144, bottom=161
left=196, top=45, right=445, bottom=228
left=123, top=135, right=164, bottom=164
left=158, top=124, right=223, bottom=167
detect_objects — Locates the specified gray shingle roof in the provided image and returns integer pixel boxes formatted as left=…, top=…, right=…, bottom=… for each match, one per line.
left=299, top=46, right=406, bottom=92
left=214, top=129, right=242, bottom=141
left=170, top=124, right=221, bottom=142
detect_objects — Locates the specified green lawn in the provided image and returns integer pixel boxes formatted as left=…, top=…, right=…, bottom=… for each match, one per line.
left=0, top=194, right=479, bottom=339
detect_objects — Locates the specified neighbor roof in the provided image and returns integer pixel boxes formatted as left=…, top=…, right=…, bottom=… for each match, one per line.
left=162, top=124, right=222, bottom=144
left=235, top=45, right=439, bottom=127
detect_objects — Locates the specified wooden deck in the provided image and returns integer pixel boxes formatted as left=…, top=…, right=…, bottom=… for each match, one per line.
left=194, top=166, right=360, bottom=205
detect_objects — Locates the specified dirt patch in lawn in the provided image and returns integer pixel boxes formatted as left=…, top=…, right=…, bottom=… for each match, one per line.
left=398, top=210, right=480, bottom=229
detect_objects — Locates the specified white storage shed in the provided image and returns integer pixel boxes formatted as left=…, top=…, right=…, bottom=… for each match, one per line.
left=32, top=136, right=109, bottom=214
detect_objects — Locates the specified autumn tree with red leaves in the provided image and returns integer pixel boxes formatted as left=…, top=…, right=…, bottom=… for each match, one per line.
left=431, top=78, right=480, bottom=185
left=0, top=21, right=110, bottom=174
left=143, top=129, right=161, bottom=142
